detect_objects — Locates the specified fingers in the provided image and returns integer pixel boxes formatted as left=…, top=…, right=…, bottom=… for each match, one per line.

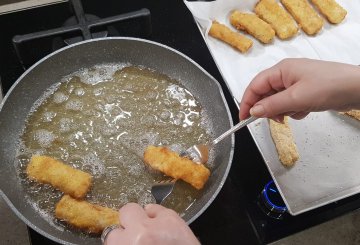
left=120, top=203, right=147, bottom=228
left=270, top=114, right=285, bottom=123
left=268, top=111, right=310, bottom=123
left=144, top=204, right=178, bottom=219
left=144, top=204, right=164, bottom=218
left=249, top=89, right=294, bottom=118
left=104, top=228, right=123, bottom=245
left=290, top=111, right=309, bottom=120
left=239, top=64, right=285, bottom=120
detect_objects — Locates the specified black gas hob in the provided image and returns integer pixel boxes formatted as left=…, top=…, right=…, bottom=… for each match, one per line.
left=2, top=1, right=360, bottom=245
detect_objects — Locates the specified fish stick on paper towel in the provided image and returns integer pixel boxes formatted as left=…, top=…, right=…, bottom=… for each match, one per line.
left=208, top=21, right=253, bottom=53
left=143, top=145, right=210, bottom=190
left=269, top=117, right=299, bottom=167
left=230, top=10, right=275, bottom=44
left=310, top=0, right=347, bottom=24
left=281, top=0, right=324, bottom=35
left=254, top=0, right=298, bottom=40
left=55, top=195, right=119, bottom=234
left=340, top=110, right=360, bottom=121
left=26, top=155, right=92, bottom=199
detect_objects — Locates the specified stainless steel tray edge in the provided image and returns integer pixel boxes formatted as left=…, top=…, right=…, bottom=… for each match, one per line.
left=248, top=112, right=360, bottom=215
left=192, top=17, right=360, bottom=216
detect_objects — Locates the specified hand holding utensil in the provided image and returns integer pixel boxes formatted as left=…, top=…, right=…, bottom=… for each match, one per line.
left=180, top=116, right=257, bottom=164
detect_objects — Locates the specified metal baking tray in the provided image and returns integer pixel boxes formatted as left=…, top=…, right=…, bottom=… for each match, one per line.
left=184, top=1, right=360, bottom=215
left=203, top=45, right=360, bottom=215
left=0, top=0, right=67, bottom=15
left=248, top=112, right=360, bottom=215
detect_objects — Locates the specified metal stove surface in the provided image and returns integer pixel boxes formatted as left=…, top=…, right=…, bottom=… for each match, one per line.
left=1, top=1, right=360, bottom=245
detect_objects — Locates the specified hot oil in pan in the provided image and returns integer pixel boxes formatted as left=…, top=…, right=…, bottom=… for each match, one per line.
left=16, top=65, right=213, bottom=232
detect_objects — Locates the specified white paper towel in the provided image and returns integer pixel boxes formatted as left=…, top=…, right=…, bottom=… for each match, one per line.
left=184, top=0, right=360, bottom=101
left=184, top=0, right=360, bottom=215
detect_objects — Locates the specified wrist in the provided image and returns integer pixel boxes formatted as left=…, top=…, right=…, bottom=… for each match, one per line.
left=345, top=65, right=360, bottom=109
left=334, top=64, right=360, bottom=110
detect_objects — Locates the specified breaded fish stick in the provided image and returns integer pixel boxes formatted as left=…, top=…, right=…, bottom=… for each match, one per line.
left=208, top=21, right=253, bottom=53
left=310, top=0, right=347, bottom=24
left=26, top=155, right=92, bottom=199
left=143, top=146, right=210, bottom=190
left=269, top=117, right=299, bottom=167
left=340, top=110, right=360, bottom=121
left=55, top=195, right=119, bottom=234
left=281, top=0, right=324, bottom=35
left=254, top=0, right=298, bottom=40
left=230, top=10, right=275, bottom=44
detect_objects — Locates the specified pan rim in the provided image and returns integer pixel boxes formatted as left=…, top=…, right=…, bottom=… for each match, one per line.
left=0, top=37, right=234, bottom=245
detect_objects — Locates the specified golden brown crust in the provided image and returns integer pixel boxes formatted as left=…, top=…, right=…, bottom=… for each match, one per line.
left=26, top=155, right=92, bottom=199
left=208, top=21, right=253, bottom=53
left=340, top=110, right=360, bottom=121
left=269, top=117, right=299, bottom=167
left=143, top=146, right=210, bottom=190
left=310, top=0, right=347, bottom=24
left=254, top=0, right=298, bottom=40
left=230, top=10, right=275, bottom=44
left=55, top=195, right=119, bottom=234
left=281, top=0, right=324, bottom=35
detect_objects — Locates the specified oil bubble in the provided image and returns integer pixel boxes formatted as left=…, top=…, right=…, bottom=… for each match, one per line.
left=53, top=92, right=68, bottom=104
left=65, top=100, right=83, bottom=111
left=42, top=111, right=56, bottom=122
left=34, top=129, right=55, bottom=148
left=74, top=88, right=85, bottom=96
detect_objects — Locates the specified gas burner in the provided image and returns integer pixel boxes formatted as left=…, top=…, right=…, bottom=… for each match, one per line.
left=258, top=180, right=287, bottom=219
left=61, top=14, right=108, bottom=45
left=12, top=0, right=151, bottom=69
left=51, top=13, right=121, bottom=50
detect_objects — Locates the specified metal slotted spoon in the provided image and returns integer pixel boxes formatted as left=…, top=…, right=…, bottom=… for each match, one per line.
left=180, top=116, right=257, bottom=164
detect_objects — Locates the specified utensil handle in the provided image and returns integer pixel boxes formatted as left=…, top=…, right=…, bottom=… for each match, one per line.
left=212, top=116, right=257, bottom=145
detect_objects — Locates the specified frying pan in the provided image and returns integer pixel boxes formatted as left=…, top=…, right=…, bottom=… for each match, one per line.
left=0, top=37, right=234, bottom=245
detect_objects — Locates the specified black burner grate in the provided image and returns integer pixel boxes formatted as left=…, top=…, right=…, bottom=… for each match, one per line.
left=12, top=0, right=151, bottom=69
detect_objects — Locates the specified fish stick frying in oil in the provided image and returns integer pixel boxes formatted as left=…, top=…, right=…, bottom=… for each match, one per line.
left=208, top=20, right=253, bottom=53
left=281, top=0, right=324, bottom=35
left=254, top=0, right=298, bottom=40
left=26, top=155, right=92, bottom=199
left=230, top=10, right=275, bottom=44
left=269, top=117, right=299, bottom=167
left=310, top=0, right=347, bottom=24
left=55, top=195, right=119, bottom=234
left=143, top=145, right=210, bottom=190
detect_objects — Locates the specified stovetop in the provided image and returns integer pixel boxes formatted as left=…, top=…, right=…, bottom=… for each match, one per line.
left=2, top=1, right=360, bottom=245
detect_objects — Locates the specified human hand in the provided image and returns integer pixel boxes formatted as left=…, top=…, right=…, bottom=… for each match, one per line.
left=239, top=58, right=360, bottom=121
left=104, top=203, right=200, bottom=245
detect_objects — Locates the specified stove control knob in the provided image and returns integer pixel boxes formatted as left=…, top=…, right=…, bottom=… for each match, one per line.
left=258, top=180, right=287, bottom=219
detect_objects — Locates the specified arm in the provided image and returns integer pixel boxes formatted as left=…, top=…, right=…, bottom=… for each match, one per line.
left=239, top=58, right=360, bottom=121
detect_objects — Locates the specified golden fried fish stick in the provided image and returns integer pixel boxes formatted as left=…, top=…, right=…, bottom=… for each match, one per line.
left=143, top=146, right=210, bottom=190
left=254, top=0, right=298, bottom=40
left=281, top=0, right=324, bottom=35
left=26, top=156, right=92, bottom=199
left=208, top=21, right=253, bottom=53
left=55, top=195, right=119, bottom=234
left=269, top=117, right=299, bottom=167
left=310, top=0, right=347, bottom=24
left=340, top=110, right=360, bottom=121
left=230, top=10, right=275, bottom=44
